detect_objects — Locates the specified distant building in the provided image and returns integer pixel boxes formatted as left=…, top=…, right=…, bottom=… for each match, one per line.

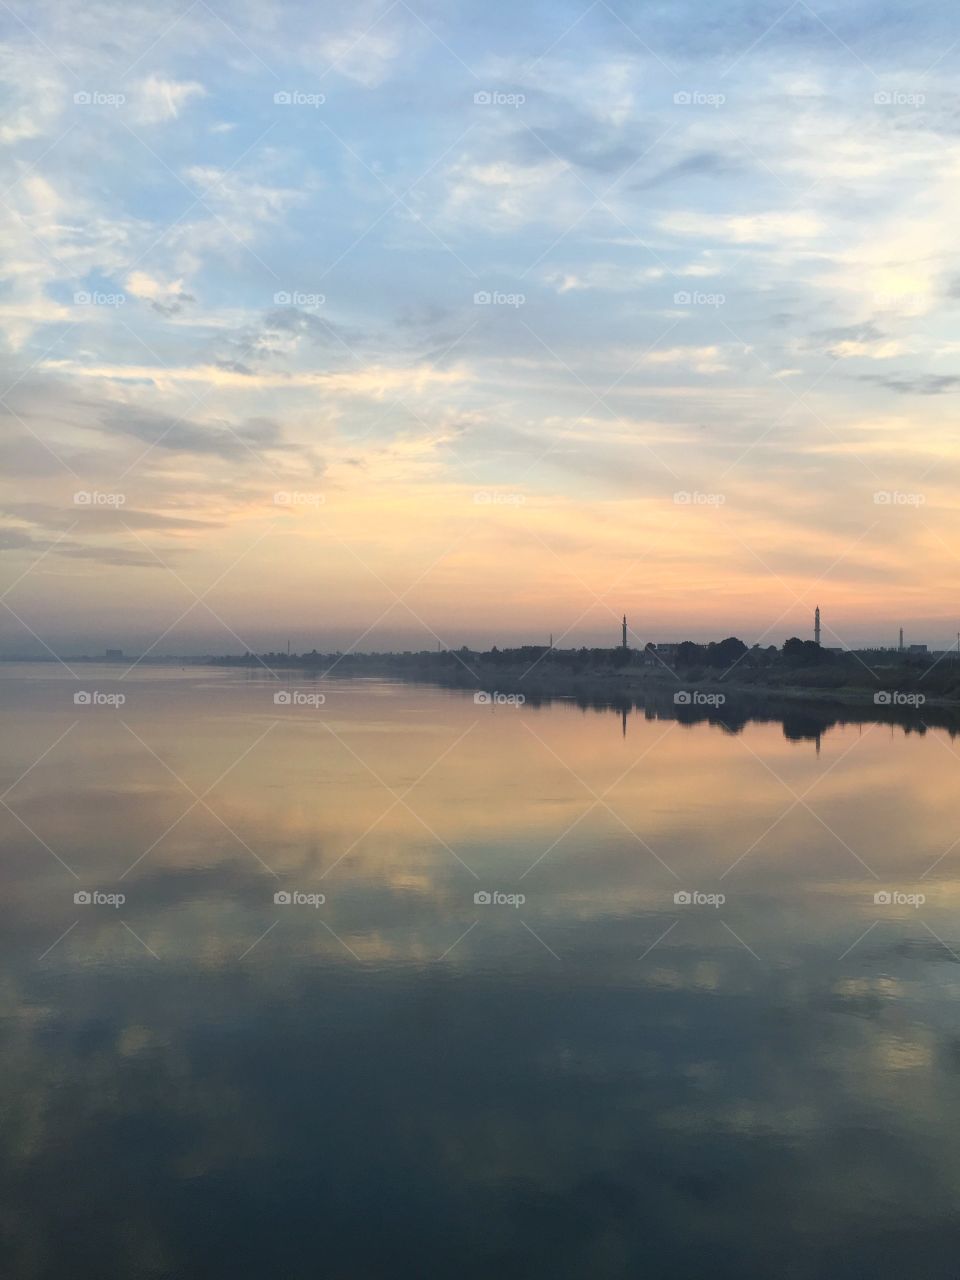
left=105, top=648, right=123, bottom=660
left=908, top=643, right=928, bottom=655
left=814, top=606, right=821, bottom=646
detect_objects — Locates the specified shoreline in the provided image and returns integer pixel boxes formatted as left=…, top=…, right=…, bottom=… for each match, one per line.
left=205, top=655, right=960, bottom=716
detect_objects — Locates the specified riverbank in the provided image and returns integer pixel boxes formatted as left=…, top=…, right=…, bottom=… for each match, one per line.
left=208, top=649, right=960, bottom=714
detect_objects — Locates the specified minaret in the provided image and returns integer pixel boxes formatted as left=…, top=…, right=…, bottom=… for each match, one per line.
left=899, top=627, right=904, bottom=653
left=814, top=606, right=821, bottom=647
left=622, top=615, right=628, bottom=650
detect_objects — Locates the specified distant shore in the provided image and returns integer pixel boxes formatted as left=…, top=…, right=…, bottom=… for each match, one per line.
left=205, top=645, right=960, bottom=715
left=372, top=661, right=960, bottom=713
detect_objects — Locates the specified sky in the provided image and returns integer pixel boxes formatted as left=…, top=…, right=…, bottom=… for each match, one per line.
left=2, top=0, right=960, bottom=657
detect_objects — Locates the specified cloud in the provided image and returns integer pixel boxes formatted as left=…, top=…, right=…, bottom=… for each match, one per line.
left=42, top=359, right=468, bottom=397
left=5, top=502, right=225, bottom=532
left=660, top=211, right=824, bottom=243
left=544, top=260, right=720, bottom=294
left=633, top=151, right=741, bottom=190
left=440, top=156, right=576, bottom=230
left=0, top=525, right=167, bottom=568
left=812, top=322, right=909, bottom=360
left=0, top=48, right=63, bottom=144
left=508, top=119, right=647, bottom=176
left=95, top=404, right=293, bottom=458
left=125, top=270, right=196, bottom=316
left=306, top=15, right=407, bottom=87
left=859, top=373, right=960, bottom=396
left=643, top=346, right=730, bottom=374
left=133, top=75, right=206, bottom=124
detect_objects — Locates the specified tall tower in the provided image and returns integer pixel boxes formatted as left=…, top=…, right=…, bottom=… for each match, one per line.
left=899, top=627, right=904, bottom=653
left=814, top=606, right=821, bottom=647
left=622, top=615, right=628, bottom=650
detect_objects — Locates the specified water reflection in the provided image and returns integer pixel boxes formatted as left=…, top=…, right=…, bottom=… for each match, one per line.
left=2, top=664, right=960, bottom=1278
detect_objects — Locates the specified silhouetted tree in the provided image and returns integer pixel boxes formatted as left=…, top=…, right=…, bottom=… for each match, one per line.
left=782, top=637, right=826, bottom=665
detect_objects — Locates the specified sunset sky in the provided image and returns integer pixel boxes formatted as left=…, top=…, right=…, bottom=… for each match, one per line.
left=3, top=0, right=960, bottom=656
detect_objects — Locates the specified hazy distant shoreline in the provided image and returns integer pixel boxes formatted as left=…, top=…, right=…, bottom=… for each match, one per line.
left=7, top=646, right=958, bottom=712
left=201, top=646, right=960, bottom=716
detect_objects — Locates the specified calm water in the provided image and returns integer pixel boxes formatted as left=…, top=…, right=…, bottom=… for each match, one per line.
left=2, top=663, right=960, bottom=1277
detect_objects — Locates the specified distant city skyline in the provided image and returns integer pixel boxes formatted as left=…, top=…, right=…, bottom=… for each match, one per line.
left=5, top=614, right=958, bottom=660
